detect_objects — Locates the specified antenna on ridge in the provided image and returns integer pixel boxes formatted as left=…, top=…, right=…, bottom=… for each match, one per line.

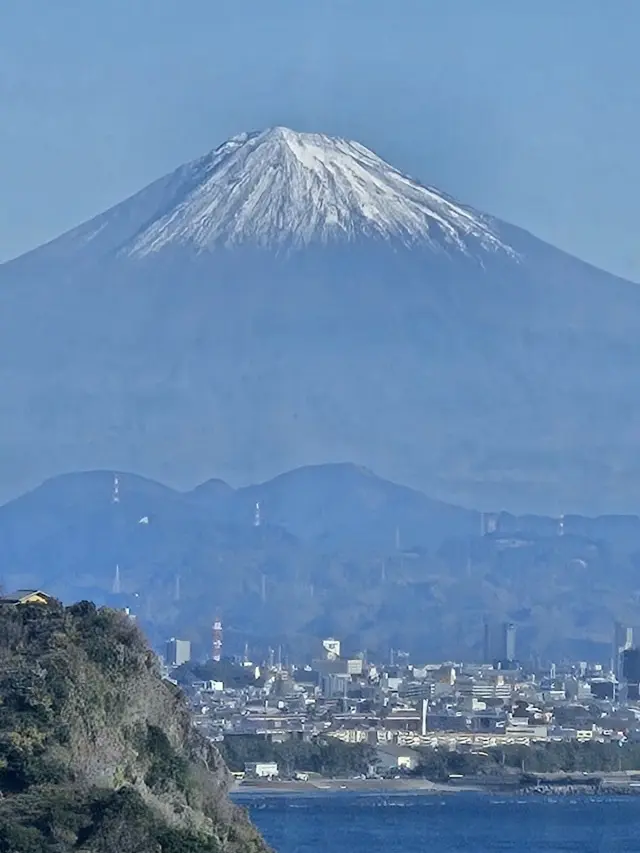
left=111, top=475, right=122, bottom=594
left=174, top=573, right=181, bottom=603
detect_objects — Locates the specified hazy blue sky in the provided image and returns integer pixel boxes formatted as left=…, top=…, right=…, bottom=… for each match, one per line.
left=2, top=1, right=639, bottom=279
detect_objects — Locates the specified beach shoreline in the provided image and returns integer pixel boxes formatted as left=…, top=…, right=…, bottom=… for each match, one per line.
left=232, top=778, right=481, bottom=795
left=232, top=775, right=640, bottom=797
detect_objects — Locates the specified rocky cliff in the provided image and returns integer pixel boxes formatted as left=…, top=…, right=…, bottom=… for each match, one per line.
left=0, top=599, right=270, bottom=852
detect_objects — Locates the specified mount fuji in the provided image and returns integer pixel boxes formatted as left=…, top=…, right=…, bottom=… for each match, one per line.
left=28, top=127, right=513, bottom=258
left=2, top=126, right=640, bottom=513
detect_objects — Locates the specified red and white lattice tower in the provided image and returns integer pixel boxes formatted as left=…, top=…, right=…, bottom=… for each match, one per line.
left=212, top=614, right=223, bottom=662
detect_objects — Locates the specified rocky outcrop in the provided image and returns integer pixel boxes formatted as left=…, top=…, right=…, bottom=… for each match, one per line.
left=519, top=781, right=640, bottom=797
left=0, top=599, right=270, bottom=852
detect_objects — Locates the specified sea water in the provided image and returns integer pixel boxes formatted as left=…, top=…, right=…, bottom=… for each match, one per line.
left=235, top=792, right=640, bottom=852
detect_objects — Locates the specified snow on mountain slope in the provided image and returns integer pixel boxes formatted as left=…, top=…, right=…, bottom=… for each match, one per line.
left=40, top=127, right=516, bottom=261
left=126, top=127, right=514, bottom=256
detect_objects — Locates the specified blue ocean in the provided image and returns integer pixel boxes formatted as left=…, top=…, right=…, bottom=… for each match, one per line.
left=235, top=792, right=640, bottom=852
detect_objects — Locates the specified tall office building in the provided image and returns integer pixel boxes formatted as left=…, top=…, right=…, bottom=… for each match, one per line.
left=622, top=647, right=640, bottom=700
left=613, top=622, right=635, bottom=679
left=482, top=620, right=517, bottom=666
left=165, top=638, right=191, bottom=667
left=503, top=623, right=517, bottom=662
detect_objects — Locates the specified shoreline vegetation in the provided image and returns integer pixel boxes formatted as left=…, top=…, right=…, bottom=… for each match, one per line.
left=221, top=733, right=640, bottom=799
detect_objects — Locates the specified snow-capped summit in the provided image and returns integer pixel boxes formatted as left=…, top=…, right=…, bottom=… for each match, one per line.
left=125, top=126, right=512, bottom=256
left=52, top=126, right=514, bottom=261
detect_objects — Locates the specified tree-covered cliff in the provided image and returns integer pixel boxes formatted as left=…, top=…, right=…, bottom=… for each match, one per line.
left=0, top=599, right=270, bottom=852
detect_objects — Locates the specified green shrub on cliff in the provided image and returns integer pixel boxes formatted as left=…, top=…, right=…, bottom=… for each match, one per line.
left=0, top=785, right=223, bottom=852
left=0, top=600, right=269, bottom=852
left=218, top=734, right=376, bottom=778
left=412, top=740, right=640, bottom=780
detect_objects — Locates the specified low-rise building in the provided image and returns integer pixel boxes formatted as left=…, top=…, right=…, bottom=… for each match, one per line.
left=313, top=658, right=363, bottom=677
left=375, top=744, right=421, bottom=772
left=244, top=761, right=279, bottom=779
left=0, top=589, right=55, bottom=606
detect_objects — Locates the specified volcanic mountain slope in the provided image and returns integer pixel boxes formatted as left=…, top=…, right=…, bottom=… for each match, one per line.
left=19, top=127, right=513, bottom=258
left=2, top=126, right=640, bottom=512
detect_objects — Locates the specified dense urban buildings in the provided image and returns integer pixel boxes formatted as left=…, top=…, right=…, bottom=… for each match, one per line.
left=162, top=623, right=640, bottom=782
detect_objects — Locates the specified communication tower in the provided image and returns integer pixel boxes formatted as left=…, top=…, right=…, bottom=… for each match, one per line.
left=254, top=501, right=261, bottom=527
left=111, top=474, right=122, bottom=594
left=212, top=614, right=223, bottom=662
